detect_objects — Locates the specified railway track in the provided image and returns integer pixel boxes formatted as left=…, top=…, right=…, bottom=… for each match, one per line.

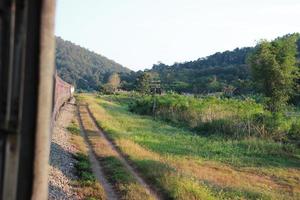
left=77, top=103, right=160, bottom=200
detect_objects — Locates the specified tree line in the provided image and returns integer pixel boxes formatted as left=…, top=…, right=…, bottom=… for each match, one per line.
left=128, top=34, right=300, bottom=110
left=56, top=33, right=300, bottom=111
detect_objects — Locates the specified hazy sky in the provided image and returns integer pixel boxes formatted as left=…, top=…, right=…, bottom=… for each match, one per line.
left=55, top=0, right=300, bottom=71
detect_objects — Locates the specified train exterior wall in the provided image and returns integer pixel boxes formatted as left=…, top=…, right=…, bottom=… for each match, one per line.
left=53, top=74, right=74, bottom=121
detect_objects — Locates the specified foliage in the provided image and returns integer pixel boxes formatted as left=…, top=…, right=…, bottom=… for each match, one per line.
left=288, top=121, right=300, bottom=147
left=129, top=94, right=300, bottom=144
left=150, top=47, right=254, bottom=94
left=56, top=34, right=300, bottom=97
left=78, top=94, right=300, bottom=200
left=101, top=83, right=115, bottom=94
left=55, top=37, right=131, bottom=91
left=146, top=34, right=300, bottom=95
left=248, top=34, right=300, bottom=112
left=101, top=73, right=121, bottom=94
left=136, top=72, right=152, bottom=94
left=108, top=73, right=121, bottom=90
left=75, top=153, right=96, bottom=184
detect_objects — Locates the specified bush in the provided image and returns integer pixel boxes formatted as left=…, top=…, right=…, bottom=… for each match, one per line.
left=288, top=121, right=300, bottom=147
left=101, top=83, right=115, bottom=94
left=129, top=94, right=300, bottom=144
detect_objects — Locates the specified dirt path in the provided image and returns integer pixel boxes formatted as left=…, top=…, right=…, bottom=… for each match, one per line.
left=79, top=104, right=161, bottom=200
left=76, top=105, right=118, bottom=200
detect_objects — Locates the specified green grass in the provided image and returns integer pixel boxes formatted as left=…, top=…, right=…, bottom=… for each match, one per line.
left=67, top=120, right=81, bottom=135
left=77, top=94, right=300, bottom=200
left=99, top=99, right=299, bottom=168
left=101, top=156, right=136, bottom=184
left=98, top=155, right=156, bottom=199
left=79, top=105, right=155, bottom=200
left=73, top=152, right=106, bottom=200
left=129, top=94, right=300, bottom=145
left=68, top=117, right=106, bottom=200
left=74, top=153, right=96, bottom=185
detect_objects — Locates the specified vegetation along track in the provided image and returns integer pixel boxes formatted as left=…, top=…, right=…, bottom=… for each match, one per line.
left=76, top=105, right=118, bottom=200
left=77, top=103, right=160, bottom=200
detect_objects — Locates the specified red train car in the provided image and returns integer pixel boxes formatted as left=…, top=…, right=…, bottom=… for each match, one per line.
left=52, top=73, right=74, bottom=121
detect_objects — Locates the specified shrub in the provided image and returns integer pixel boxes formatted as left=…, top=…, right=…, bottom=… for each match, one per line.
left=288, top=121, right=300, bottom=147
left=129, top=94, right=299, bottom=143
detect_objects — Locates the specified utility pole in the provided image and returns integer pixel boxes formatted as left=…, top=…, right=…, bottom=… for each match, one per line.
left=150, top=80, right=161, bottom=118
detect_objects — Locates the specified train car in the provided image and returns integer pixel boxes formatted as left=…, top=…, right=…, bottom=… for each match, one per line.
left=53, top=73, right=74, bottom=121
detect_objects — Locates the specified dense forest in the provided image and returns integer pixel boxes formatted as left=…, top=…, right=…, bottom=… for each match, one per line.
left=55, top=37, right=132, bottom=91
left=149, top=47, right=253, bottom=94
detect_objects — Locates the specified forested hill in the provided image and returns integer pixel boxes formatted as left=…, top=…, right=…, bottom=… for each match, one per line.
left=56, top=33, right=300, bottom=93
left=150, top=34, right=300, bottom=94
left=150, top=47, right=255, bottom=94
left=55, top=37, right=131, bottom=91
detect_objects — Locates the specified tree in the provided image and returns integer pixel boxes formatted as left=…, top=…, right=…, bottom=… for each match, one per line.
left=206, top=75, right=222, bottom=93
left=108, top=73, right=121, bottom=91
left=137, top=72, right=152, bottom=94
left=102, top=73, right=120, bottom=94
left=101, top=83, right=114, bottom=94
left=291, top=37, right=300, bottom=105
left=248, top=35, right=299, bottom=112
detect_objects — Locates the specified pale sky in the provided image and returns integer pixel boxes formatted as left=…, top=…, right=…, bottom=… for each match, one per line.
left=55, top=0, right=300, bottom=71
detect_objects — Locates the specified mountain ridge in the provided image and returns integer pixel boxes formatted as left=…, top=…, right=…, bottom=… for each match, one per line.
left=56, top=37, right=131, bottom=91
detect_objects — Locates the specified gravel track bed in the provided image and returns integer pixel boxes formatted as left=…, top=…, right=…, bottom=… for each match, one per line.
left=48, top=101, right=79, bottom=200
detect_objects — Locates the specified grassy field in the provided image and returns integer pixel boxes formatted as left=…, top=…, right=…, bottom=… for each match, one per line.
left=78, top=105, right=155, bottom=200
left=77, top=93, right=300, bottom=200
left=128, top=94, right=300, bottom=145
left=67, top=118, right=106, bottom=200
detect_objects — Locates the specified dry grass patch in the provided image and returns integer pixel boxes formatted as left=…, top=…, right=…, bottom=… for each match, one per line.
left=67, top=115, right=106, bottom=200
left=89, top=136, right=117, bottom=158
left=170, top=158, right=298, bottom=199
left=79, top=105, right=155, bottom=200
left=118, top=138, right=299, bottom=199
left=116, top=139, right=161, bottom=161
left=75, top=183, right=105, bottom=200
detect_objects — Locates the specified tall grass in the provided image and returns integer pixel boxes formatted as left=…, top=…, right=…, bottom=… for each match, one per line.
left=77, top=94, right=300, bottom=200
left=130, top=94, right=300, bottom=145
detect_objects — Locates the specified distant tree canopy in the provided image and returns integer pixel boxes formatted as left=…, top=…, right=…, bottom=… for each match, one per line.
left=249, top=34, right=300, bottom=111
left=149, top=47, right=254, bottom=94
left=56, top=34, right=300, bottom=100
left=101, top=73, right=121, bottom=94
left=147, top=34, right=300, bottom=96
left=137, top=72, right=152, bottom=94
left=55, top=37, right=131, bottom=91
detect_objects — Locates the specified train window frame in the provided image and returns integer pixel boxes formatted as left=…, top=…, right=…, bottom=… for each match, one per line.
left=0, top=0, right=56, bottom=199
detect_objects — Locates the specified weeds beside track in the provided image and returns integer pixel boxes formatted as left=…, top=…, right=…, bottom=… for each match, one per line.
left=77, top=104, right=159, bottom=200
